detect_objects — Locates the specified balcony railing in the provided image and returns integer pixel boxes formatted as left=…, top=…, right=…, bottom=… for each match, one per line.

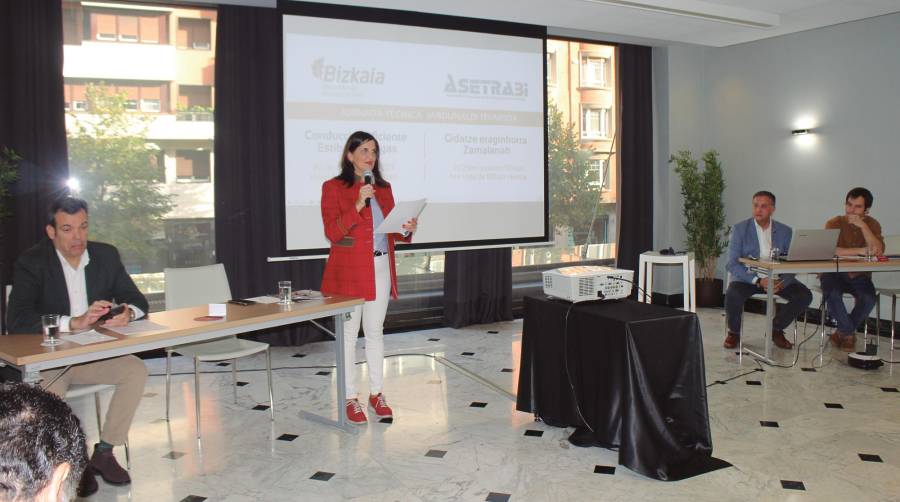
left=176, top=111, right=214, bottom=122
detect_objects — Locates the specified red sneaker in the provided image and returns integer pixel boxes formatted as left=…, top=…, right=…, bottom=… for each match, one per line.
left=345, top=399, right=367, bottom=425
left=368, top=393, right=393, bottom=419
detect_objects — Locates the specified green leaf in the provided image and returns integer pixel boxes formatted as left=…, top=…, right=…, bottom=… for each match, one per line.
left=670, top=149, right=730, bottom=279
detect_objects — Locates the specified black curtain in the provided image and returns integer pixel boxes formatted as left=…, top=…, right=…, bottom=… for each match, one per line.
left=215, top=6, right=329, bottom=345
left=616, top=44, right=654, bottom=275
left=443, top=248, right=513, bottom=328
left=0, top=0, right=69, bottom=333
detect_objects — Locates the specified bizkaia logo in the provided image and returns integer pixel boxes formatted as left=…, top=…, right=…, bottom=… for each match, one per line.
left=311, top=58, right=385, bottom=85
left=444, top=75, right=528, bottom=99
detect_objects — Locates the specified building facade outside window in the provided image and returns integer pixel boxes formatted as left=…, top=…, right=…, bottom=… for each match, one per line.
left=62, top=1, right=216, bottom=309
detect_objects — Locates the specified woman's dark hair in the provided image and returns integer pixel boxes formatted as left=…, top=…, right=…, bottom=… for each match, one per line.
left=335, top=131, right=388, bottom=187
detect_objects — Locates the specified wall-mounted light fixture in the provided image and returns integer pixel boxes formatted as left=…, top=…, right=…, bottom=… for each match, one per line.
left=791, top=129, right=810, bottom=136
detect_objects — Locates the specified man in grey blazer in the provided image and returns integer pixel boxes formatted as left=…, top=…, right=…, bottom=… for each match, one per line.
left=7, top=197, right=148, bottom=497
left=724, top=191, right=812, bottom=350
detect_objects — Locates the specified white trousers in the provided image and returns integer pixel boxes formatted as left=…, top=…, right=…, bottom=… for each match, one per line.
left=343, top=254, right=391, bottom=399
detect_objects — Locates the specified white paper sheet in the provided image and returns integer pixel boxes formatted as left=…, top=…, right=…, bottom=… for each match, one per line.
left=375, top=199, right=426, bottom=234
left=246, top=295, right=280, bottom=304
left=104, top=320, right=168, bottom=335
left=60, top=330, right=116, bottom=345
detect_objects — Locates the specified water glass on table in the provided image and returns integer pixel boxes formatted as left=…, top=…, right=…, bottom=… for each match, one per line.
left=41, top=314, right=63, bottom=347
left=278, top=280, right=292, bottom=305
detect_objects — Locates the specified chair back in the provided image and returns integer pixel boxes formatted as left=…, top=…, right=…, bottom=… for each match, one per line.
left=164, top=264, right=232, bottom=309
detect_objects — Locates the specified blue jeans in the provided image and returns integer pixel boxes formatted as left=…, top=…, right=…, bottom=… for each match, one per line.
left=819, top=273, right=876, bottom=334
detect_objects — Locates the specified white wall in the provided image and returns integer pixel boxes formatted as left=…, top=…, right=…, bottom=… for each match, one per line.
left=704, top=12, right=900, bottom=238
left=659, top=12, right=900, bottom=319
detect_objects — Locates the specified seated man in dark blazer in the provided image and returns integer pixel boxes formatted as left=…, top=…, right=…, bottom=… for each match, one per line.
left=724, top=191, right=812, bottom=350
left=7, top=197, right=149, bottom=498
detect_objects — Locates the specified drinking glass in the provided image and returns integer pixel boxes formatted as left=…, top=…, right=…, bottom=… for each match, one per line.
left=41, top=314, right=63, bottom=347
left=278, top=281, right=292, bottom=305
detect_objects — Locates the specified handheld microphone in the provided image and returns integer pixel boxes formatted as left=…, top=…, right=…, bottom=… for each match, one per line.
left=363, top=170, right=373, bottom=207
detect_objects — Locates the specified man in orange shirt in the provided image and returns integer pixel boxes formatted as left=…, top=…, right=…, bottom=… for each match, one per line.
left=820, top=187, right=885, bottom=351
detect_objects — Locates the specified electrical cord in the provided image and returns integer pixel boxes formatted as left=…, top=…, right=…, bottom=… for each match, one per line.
left=606, top=276, right=649, bottom=303
left=562, top=302, right=595, bottom=433
left=750, top=319, right=825, bottom=369
left=706, top=358, right=764, bottom=387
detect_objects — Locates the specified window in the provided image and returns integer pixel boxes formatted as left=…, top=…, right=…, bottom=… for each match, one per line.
left=118, top=15, right=138, bottom=42
left=176, top=150, right=211, bottom=182
left=64, top=2, right=217, bottom=306
left=87, top=10, right=165, bottom=44
left=581, top=105, right=610, bottom=140
left=64, top=81, right=167, bottom=114
left=511, top=38, right=618, bottom=315
left=95, top=13, right=117, bottom=40
left=588, top=158, right=609, bottom=190
left=546, top=50, right=558, bottom=87
left=177, top=18, right=211, bottom=50
left=580, top=54, right=610, bottom=88
left=177, top=85, right=213, bottom=120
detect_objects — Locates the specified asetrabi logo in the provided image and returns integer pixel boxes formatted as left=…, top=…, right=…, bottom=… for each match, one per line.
left=311, top=58, right=385, bottom=85
left=444, top=74, right=528, bottom=99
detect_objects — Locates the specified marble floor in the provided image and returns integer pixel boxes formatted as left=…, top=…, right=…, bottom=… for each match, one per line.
left=71, top=307, right=900, bottom=502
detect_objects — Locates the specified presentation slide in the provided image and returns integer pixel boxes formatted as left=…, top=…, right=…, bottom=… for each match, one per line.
left=283, top=14, right=546, bottom=254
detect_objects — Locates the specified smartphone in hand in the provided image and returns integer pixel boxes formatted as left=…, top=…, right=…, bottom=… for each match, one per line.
left=98, top=303, right=127, bottom=322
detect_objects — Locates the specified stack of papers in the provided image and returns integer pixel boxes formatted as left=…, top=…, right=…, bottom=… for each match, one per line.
left=60, top=330, right=116, bottom=345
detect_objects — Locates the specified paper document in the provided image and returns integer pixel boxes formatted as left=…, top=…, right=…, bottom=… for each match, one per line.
left=60, top=330, right=116, bottom=345
left=247, top=295, right=280, bottom=304
left=105, top=320, right=168, bottom=335
left=294, top=290, right=329, bottom=301
left=375, top=199, right=426, bottom=234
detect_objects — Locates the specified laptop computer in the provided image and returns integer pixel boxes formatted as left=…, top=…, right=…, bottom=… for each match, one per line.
left=780, top=229, right=840, bottom=261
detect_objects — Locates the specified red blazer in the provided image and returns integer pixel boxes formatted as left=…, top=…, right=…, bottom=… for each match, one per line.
left=320, top=177, right=412, bottom=301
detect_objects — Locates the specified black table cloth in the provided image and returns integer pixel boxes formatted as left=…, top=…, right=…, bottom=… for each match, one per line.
left=516, top=296, right=729, bottom=480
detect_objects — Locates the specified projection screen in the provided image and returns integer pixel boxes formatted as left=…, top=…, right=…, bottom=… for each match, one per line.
left=282, top=7, right=547, bottom=256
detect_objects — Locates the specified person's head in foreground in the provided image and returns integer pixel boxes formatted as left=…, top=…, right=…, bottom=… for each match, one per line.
left=0, top=384, right=87, bottom=502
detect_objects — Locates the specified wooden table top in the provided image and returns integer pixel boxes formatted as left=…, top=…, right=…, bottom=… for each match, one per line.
left=0, top=295, right=362, bottom=367
left=739, top=257, right=900, bottom=272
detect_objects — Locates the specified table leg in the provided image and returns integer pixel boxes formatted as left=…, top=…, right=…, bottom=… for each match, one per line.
left=764, top=269, right=774, bottom=359
left=299, top=312, right=356, bottom=433
left=334, top=312, right=349, bottom=429
left=743, top=269, right=776, bottom=364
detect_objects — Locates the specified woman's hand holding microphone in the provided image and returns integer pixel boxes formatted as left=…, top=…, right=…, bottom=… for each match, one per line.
left=355, top=183, right=375, bottom=212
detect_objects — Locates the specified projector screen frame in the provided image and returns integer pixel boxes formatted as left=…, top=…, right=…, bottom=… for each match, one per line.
left=277, top=0, right=550, bottom=258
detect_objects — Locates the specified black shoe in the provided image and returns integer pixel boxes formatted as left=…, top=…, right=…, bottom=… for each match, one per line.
left=77, top=466, right=99, bottom=498
left=90, top=446, right=131, bottom=485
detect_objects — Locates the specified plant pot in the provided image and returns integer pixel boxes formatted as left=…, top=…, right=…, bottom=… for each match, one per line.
left=695, top=278, right=723, bottom=308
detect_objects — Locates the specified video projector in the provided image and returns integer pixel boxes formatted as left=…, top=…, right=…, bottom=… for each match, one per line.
left=542, top=266, right=634, bottom=303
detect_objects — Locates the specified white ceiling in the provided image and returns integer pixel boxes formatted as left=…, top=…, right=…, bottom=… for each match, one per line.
left=302, top=0, right=900, bottom=47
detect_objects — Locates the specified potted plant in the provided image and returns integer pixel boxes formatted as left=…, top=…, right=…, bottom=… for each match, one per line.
left=0, top=146, right=21, bottom=334
left=670, top=150, right=729, bottom=307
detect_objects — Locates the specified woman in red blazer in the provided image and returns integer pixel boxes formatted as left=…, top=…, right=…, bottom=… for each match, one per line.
left=321, top=131, right=416, bottom=425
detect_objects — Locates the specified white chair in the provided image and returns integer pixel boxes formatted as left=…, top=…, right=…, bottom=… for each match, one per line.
left=874, top=235, right=900, bottom=353
left=725, top=274, right=800, bottom=362
left=164, top=264, right=274, bottom=439
left=637, top=251, right=696, bottom=312
left=65, top=384, right=130, bottom=468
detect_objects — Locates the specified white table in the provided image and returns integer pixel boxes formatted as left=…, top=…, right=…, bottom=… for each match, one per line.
left=739, top=257, right=900, bottom=361
left=0, top=296, right=363, bottom=433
